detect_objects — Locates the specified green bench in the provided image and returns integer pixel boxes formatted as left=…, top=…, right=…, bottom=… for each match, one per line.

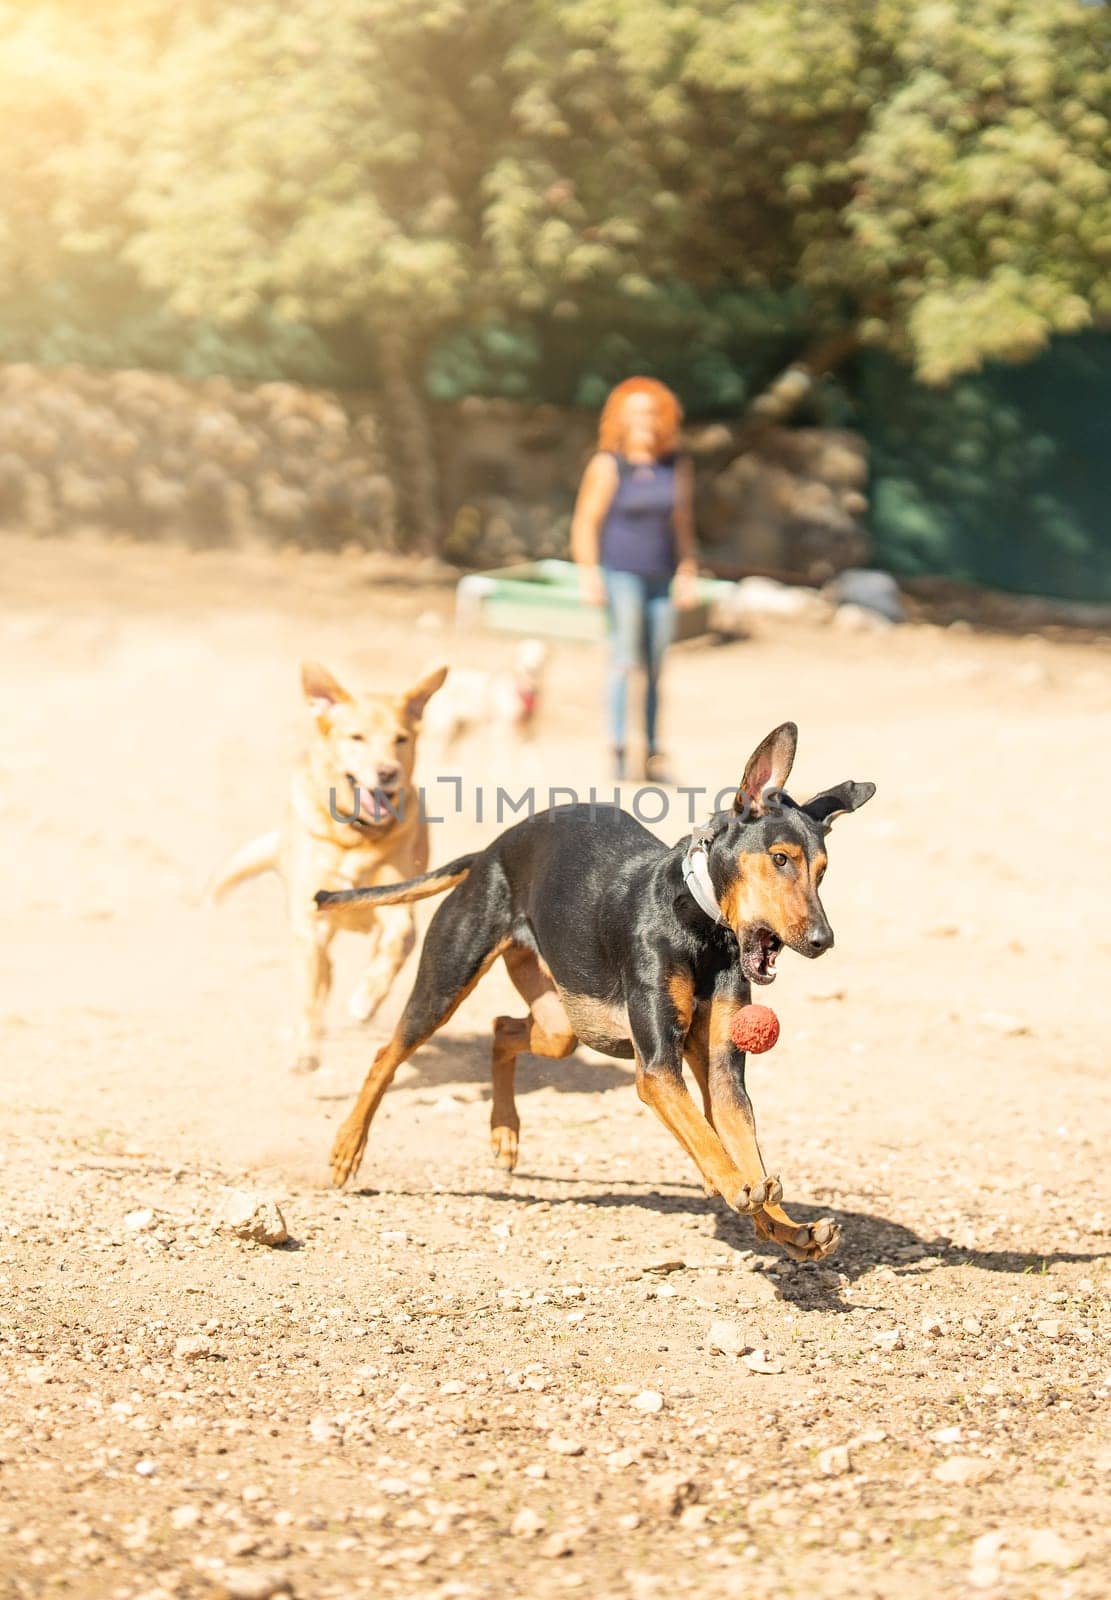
left=455, top=558, right=732, bottom=642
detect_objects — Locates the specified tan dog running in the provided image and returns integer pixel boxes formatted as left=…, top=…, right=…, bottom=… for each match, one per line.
left=210, top=661, right=447, bottom=1073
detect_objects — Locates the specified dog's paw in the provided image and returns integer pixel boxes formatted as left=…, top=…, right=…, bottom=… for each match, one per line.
left=330, top=1121, right=368, bottom=1188
left=731, top=1174, right=783, bottom=1214
left=346, top=982, right=383, bottom=1025
left=490, top=1124, right=519, bottom=1173
left=779, top=1217, right=841, bottom=1263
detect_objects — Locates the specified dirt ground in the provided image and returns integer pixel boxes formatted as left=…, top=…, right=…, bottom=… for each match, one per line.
left=2, top=531, right=1110, bottom=1600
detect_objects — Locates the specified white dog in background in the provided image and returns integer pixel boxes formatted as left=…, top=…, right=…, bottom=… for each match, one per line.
left=421, top=638, right=548, bottom=757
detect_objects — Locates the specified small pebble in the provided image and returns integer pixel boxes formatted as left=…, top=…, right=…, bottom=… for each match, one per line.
left=174, top=1334, right=215, bottom=1362
left=219, top=1191, right=289, bottom=1246
left=743, top=1350, right=784, bottom=1374
left=218, top=1571, right=290, bottom=1600
left=640, top=1472, right=698, bottom=1518
left=678, top=1503, right=710, bottom=1529
left=934, top=1456, right=994, bottom=1486
left=510, top=1508, right=546, bottom=1538
left=631, top=1390, right=665, bottom=1413
left=977, top=1010, right=1029, bottom=1037
left=707, top=1320, right=749, bottom=1358
left=1024, top=1528, right=1080, bottom=1569
left=817, top=1445, right=853, bottom=1477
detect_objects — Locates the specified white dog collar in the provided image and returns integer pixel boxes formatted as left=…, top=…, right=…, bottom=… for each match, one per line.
left=681, top=834, right=726, bottom=926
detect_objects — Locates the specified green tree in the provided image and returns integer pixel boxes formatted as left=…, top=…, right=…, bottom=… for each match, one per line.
left=558, top=0, right=1110, bottom=384
left=1, top=0, right=1107, bottom=544
left=54, top=0, right=592, bottom=544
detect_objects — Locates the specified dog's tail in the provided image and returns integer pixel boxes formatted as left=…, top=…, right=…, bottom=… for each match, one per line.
left=315, top=853, right=477, bottom=914
left=206, top=830, right=282, bottom=904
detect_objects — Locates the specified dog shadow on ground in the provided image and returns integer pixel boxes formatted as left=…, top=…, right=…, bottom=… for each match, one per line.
left=354, top=1169, right=1109, bottom=1314
left=333, top=1032, right=1110, bottom=1307
left=706, top=1205, right=1111, bottom=1312
left=405, top=1180, right=1111, bottom=1312
left=322, top=1027, right=634, bottom=1101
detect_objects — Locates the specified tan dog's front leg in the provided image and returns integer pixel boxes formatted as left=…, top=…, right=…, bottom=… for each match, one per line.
left=706, top=996, right=840, bottom=1262
left=347, top=905, right=416, bottom=1025
left=293, top=926, right=335, bottom=1074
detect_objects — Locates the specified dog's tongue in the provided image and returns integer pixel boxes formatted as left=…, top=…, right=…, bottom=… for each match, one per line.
left=353, top=786, right=394, bottom=822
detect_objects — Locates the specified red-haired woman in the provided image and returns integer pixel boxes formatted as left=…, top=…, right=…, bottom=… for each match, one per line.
left=570, top=378, right=698, bottom=781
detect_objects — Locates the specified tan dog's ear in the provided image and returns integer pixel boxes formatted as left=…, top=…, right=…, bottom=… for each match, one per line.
left=301, top=661, right=351, bottom=717
left=399, top=664, right=448, bottom=724
left=735, top=721, right=798, bottom=816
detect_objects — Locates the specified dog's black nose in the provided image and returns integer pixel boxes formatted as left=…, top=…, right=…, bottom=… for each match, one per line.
left=807, top=924, right=834, bottom=954
left=376, top=763, right=402, bottom=786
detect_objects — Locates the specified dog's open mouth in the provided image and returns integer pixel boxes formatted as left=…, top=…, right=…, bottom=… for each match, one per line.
left=740, top=924, right=782, bottom=986
left=346, top=777, right=402, bottom=830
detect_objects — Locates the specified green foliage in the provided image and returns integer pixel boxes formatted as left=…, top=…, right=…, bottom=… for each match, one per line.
left=428, top=286, right=810, bottom=413
left=587, top=0, right=1111, bottom=379
left=0, top=272, right=342, bottom=384
left=1, top=0, right=1106, bottom=386
left=1, top=0, right=1106, bottom=582
left=844, top=3, right=1111, bottom=379
left=860, top=335, right=1111, bottom=601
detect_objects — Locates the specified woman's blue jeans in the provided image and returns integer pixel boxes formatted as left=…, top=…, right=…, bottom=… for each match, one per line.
left=603, top=569, right=674, bottom=752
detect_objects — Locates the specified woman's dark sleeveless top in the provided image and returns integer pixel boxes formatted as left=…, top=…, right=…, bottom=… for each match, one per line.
left=599, top=452, right=679, bottom=579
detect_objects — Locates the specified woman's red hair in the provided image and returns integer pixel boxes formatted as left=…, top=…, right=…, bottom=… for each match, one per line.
left=597, top=377, right=682, bottom=457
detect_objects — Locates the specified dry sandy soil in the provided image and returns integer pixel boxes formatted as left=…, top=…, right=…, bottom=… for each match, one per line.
left=2, top=531, right=1110, bottom=1600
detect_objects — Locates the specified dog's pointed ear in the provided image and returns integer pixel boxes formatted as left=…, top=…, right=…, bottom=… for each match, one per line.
left=399, top=664, right=448, bottom=724
left=301, top=662, right=351, bottom=717
left=734, top=722, right=798, bottom=816
left=801, top=780, right=876, bottom=829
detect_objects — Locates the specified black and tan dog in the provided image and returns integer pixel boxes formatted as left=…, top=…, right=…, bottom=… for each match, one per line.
left=316, top=723, right=874, bottom=1261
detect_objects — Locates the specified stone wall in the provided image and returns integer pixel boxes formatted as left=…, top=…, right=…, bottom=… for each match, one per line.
left=691, top=422, right=870, bottom=580
left=0, top=364, right=868, bottom=578
left=436, top=398, right=596, bottom=568
left=436, top=399, right=870, bottom=579
left=0, top=364, right=395, bottom=549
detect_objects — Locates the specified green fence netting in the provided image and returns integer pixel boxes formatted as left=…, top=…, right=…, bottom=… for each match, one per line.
left=856, top=335, right=1110, bottom=604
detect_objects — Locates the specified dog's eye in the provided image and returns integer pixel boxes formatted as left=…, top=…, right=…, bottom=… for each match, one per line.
left=395, top=732, right=410, bottom=745
left=771, top=852, right=789, bottom=869
left=348, top=733, right=366, bottom=743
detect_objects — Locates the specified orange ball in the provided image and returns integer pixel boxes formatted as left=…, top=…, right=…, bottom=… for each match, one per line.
left=730, top=1004, right=780, bottom=1054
